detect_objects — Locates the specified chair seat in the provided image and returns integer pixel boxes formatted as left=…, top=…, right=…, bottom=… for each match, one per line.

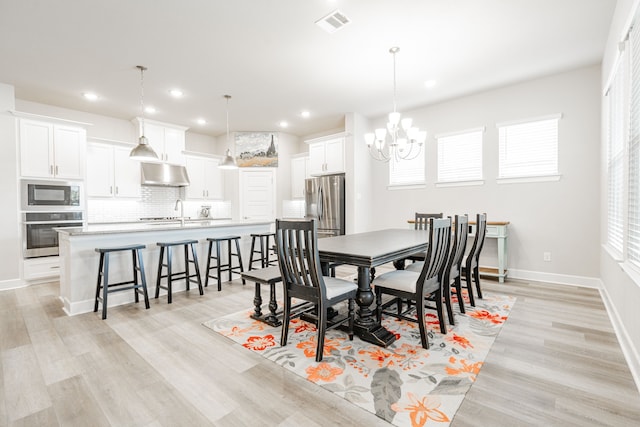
left=323, top=276, right=357, bottom=300
left=374, top=270, right=420, bottom=293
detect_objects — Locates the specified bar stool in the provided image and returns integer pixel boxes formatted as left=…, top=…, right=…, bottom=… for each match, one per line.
left=248, top=232, right=278, bottom=270
left=205, top=235, right=245, bottom=291
left=155, top=239, right=204, bottom=304
left=94, top=244, right=150, bottom=319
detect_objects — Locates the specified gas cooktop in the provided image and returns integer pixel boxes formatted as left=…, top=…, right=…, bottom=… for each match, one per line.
left=139, top=216, right=191, bottom=221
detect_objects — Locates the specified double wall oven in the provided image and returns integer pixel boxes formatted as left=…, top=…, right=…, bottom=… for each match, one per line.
left=21, top=180, right=84, bottom=258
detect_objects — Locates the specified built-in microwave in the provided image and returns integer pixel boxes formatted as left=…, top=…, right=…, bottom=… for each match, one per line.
left=21, top=180, right=82, bottom=211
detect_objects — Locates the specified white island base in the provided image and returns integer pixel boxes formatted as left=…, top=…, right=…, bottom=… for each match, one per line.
left=57, top=220, right=272, bottom=316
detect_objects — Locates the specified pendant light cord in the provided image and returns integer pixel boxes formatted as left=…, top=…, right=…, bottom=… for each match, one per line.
left=137, top=65, right=147, bottom=136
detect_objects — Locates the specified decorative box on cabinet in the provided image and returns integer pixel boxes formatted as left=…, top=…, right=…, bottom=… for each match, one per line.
left=133, top=118, right=187, bottom=165
left=291, top=155, right=309, bottom=199
left=307, top=136, right=345, bottom=176
left=86, top=142, right=141, bottom=198
left=184, top=155, right=223, bottom=200
left=19, top=119, right=86, bottom=179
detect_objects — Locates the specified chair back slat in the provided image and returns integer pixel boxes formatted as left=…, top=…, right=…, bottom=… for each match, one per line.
left=417, top=217, right=452, bottom=287
left=276, top=219, right=325, bottom=294
left=469, top=213, right=487, bottom=264
left=446, top=215, right=469, bottom=278
left=414, top=212, right=443, bottom=230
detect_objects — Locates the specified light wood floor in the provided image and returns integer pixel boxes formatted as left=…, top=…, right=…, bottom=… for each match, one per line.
left=1, top=267, right=639, bottom=426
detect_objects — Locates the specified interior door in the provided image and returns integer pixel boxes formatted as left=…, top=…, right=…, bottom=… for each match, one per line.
left=239, top=169, right=276, bottom=221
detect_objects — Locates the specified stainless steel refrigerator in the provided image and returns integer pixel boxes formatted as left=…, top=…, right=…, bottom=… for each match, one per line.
left=305, top=174, right=345, bottom=237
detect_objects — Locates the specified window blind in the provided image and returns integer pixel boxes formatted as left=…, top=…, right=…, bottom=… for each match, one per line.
left=436, top=128, right=483, bottom=182
left=497, top=116, right=560, bottom=179
left=629, top=26, right=640, bottom=263
left=608, top=51, right=626, bottom=254
left=389, top=145, right=425, bottom=186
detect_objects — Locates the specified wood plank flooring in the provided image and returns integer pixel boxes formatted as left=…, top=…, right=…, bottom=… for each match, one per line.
left=1, top=267, right=639, bottom=426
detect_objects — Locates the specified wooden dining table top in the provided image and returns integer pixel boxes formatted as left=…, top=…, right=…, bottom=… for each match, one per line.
left=316, top=228, right=429, bottom=268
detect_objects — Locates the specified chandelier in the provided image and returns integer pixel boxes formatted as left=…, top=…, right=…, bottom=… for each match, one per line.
left=130, top=65, right=159, bottom=161
left=364, top=47, right=426, bottom=162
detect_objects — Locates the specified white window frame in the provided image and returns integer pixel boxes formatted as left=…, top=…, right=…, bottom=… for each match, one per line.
left=435, top=127, right=484, bottom=187
left=496, top=114, right=562, bottom=183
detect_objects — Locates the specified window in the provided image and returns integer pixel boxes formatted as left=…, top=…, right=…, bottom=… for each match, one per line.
left=388, top=145, right=425, bottom=186
left=497, top=114, right=561, bottom=180
left=607, top=48, right=627, bottom=256
left=436, top=127, right=484, bottom=184
left=628, top=27, right=640, bottom=264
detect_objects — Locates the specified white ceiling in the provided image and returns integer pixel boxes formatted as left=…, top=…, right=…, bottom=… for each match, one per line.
left=0, top=0, right=617, bottom=138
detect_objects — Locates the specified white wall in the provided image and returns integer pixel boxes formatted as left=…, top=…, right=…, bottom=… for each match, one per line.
left=366, top=65, right=601, bottom=282
left=0, top=84, right=20, bottom=289
left=600, top=0, right=640, bottom=389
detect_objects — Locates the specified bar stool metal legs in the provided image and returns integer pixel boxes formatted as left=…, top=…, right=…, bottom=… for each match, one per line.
left=248, top=232, right=277, bottom=270
left=205, top=235, right=245, bottom=291
left=94, top=244, right=150, bottom=319
left=155, top=239, right=204, bottom=303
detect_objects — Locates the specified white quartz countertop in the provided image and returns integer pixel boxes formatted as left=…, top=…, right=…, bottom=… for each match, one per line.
left=56, top=219, right=273, bottom=236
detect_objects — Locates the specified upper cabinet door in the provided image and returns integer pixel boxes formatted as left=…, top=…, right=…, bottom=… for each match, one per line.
left=291, top=156, right=308, bottom=199
left=307, top=137, right=345, bottom=176
left=134, top=119, right=186, bottom=165
left=53, top=125, right=85, bottom=179
left=308, top=143, right=325, bottom=176
left=20, top=120, right=53, bottom=178
left=163, top=127, right=185, bottom=165
left=185, top=156, right=206, bottom=199
left=86, top=143, right=114, bottom=197
left=204, top=158, right=223, bottom=200
left=112, top=146, right=141, bottom=198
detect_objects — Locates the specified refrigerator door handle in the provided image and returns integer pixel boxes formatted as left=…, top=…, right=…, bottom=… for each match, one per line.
left=318, top=187, right=324, bottom=220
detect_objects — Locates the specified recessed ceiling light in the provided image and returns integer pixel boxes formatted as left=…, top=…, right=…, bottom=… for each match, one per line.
left=169, top=89, right=184, bottom=98
left=301, top=110, right=310, bottom=118
left=424, top=80, right=437, bottom=89
left=145, top=106, right=156, bottom=114
left=196, top=118, right=207, bottom=125
left=82, top=92, right=99, bottom=101
left=279, top=121, right=288, bottom=128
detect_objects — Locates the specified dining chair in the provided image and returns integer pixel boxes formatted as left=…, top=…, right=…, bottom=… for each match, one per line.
left=408, top=212, right=443, bottom=263
left=462, top=213, right=487, bottom=306
left=275, top=218, right=357, bottom=362
left=407, top=214, right=468, bottom=323
left=373, top=217, right=451, bottom=349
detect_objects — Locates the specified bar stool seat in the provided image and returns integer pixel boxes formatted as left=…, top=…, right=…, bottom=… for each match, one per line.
left=205, top=235, right=245, bottom=291
left=248, top=232, right=277, bottom=270
left=155, top=239, right=204, bottom=304
left=94, top=244, right=150, bottom=319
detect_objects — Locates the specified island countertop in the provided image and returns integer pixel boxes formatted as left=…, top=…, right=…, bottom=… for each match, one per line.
left=57, top=219, right=272, bottom=236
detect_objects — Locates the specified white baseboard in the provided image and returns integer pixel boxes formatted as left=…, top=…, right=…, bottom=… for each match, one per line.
left=597, top=280, right=640, bottom=394
left=508, top=268, right=601, bottom=288
left=0, top=278, right=25, bottom=291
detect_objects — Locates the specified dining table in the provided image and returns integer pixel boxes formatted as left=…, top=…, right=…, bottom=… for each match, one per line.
left=317, top=228, right=429, bottom=347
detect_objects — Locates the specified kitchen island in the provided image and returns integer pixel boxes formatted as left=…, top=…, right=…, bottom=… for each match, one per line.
left=56, top=219, right=273, bottom=316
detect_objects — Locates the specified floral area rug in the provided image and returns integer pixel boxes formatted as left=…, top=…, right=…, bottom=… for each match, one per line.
left=203, top=291, right=515, bottom=427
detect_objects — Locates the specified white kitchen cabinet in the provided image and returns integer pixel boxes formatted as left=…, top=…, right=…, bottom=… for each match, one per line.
left=86, top=143, right=141, bottom=198
left=291, top=155, right=309, bottom=199
left=185, top=155, right=223, bottom=200
left=135, top=119, right=187, bottom=165
left=307, top=136, right=344, bottom=176
left=19, top=119, right=85, bottom=179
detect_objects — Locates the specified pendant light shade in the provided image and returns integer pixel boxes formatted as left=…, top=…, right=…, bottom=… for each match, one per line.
left=130, top=65, right=159, bottom=161
left=218, top=94, right=238, bottom=170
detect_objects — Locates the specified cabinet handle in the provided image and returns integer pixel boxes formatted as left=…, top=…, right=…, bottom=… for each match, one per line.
left=55, top=165, right=59, bottom=175
left=110, top=186, right=113, bottom=195
left=206, top=190, right=209, bottom=197
left=115, top=186, right=119, bottom=195
left=50, top=165, right=54, bottom=175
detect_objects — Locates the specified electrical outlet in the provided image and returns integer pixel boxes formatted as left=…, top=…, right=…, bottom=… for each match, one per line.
left=543, top=252, right=552, bottom=262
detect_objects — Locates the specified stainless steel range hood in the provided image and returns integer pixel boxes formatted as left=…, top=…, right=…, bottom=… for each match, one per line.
left=141, top=162, right=190, bottom=187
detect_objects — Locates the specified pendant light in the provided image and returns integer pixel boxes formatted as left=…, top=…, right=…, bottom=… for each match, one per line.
left=130, top=65, right=159, bottom=161
left=219, top=94, right=238, bottom=170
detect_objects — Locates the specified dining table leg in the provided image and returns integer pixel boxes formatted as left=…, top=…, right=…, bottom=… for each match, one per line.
left=353, top=266, right=396, bottom=347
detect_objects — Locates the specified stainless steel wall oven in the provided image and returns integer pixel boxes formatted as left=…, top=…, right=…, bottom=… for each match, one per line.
left=20, top=180, right=84, bottom=258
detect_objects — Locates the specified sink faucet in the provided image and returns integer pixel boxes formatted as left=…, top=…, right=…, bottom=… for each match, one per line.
left=175, top=199, right=185, bottom=226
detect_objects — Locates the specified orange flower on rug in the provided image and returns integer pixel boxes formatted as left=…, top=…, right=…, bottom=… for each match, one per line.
left=203, top=292, right=514, bottom=427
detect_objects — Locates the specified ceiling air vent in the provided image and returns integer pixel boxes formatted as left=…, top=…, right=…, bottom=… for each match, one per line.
left=315, top=9, right=351, bottom=34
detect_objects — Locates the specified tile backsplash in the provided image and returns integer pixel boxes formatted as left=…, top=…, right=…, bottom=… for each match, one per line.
left=87, top=186, right=232, bottom=223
